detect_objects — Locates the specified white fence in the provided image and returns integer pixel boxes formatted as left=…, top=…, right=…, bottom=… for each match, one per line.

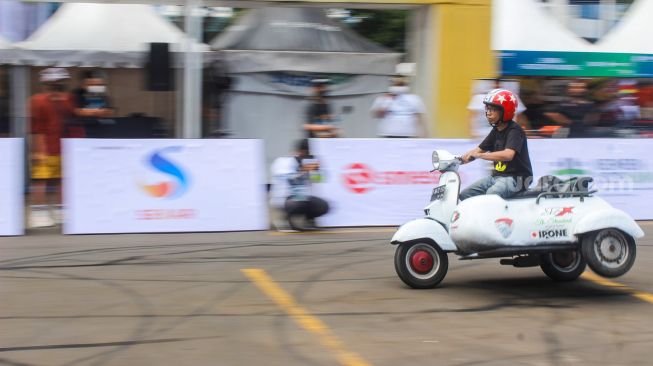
left=310, top=139, right=483, bottom=226
left=0, top=138, right=23, bottom=236
left=529, top=138, right=653, bottom=221
left=311, top=138, right=653, bottom=226
left=3, top=137, right=652, bottom=235
left=63, top=139, right=268, bottom=234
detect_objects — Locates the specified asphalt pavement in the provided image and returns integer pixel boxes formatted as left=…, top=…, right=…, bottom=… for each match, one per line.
left=1, top=224, right=653, bottom=366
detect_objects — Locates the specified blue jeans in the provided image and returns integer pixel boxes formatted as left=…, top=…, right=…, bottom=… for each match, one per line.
left=459, top=176, right=520, bottom=201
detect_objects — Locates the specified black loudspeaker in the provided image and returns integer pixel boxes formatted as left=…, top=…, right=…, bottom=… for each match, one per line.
left=146, top=43, right=173, bottom=91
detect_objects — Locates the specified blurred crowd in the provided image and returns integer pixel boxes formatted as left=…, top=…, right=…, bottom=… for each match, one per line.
left=516, top=78, right=653, bottom=139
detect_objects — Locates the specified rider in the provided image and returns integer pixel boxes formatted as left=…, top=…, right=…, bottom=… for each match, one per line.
left=459, top=89, right=533, bottom=200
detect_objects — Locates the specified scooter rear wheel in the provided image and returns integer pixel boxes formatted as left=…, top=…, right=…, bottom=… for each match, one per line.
left=581, top=229, right=636, bottom=278
left=540, top=250, right=586, bottom=281
left=394, top=241, right=448, bottom=289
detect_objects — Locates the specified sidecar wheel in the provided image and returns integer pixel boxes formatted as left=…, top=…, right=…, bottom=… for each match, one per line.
left=540, top=250, right=586, bottom=281
left=581, top=229, right=636, bottom=278
left=394, top=241, right=448, bottom=289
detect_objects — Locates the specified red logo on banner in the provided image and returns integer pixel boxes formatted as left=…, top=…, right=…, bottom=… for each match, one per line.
left=342, top=163, right=375, bottom=193
left=341, top=163, right=440, bottom=194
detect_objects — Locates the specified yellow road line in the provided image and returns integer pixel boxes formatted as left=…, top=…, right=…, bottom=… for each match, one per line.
left=269, top=228, right=396, bottom=236
left=581, top=272, right=653, bottom=304
left=241, top=268, right=372, bottom=366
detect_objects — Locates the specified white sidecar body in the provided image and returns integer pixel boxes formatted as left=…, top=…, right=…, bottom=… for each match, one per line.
left=450, top=194, right=644, bottom=255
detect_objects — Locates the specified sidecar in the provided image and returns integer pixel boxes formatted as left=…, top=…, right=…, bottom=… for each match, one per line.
left=451, top=184, right=643, bottom=276
left=391, top=150, right=644, bottom=289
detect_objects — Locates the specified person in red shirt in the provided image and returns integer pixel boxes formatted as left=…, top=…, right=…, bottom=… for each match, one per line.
left=29, top=68, right=77, bottom=228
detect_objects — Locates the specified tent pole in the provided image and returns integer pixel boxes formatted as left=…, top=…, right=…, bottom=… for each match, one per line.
left=182, top=0, right=202, bottom=138
left=9, top=66, right=29, bottom=138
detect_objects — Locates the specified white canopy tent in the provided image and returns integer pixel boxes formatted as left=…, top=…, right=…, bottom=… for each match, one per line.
left=494, top=0, right=653, bottom=54
left=595, top=0, right=653, bottom=54
left=493, top=0, right=653, bottom=78
left=0, top=36, right=11, bottom=48
left=9, top=3, right=210, bottom=138
left=211, top=7, right=400, bottom=74
left=210, top=7, right=402, bottom=168
left=492, top=0, right=593, bottom=52
left=0, top=35, right=17, bottom=65
left=15, top=3, right=209, bottom=68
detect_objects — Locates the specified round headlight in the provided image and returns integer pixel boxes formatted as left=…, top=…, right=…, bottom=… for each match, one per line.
left=432, top=150, right=440, bottom=170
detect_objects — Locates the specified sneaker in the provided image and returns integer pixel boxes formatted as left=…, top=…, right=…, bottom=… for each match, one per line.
left=277, top=228, right=299, bottom=233
left=29, top=209, right=55, bottom=228
left=272, top=218, right=298, bottom=233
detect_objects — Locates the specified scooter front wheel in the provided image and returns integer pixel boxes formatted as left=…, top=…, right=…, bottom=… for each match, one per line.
left=394, top=241, right=448, bottom=289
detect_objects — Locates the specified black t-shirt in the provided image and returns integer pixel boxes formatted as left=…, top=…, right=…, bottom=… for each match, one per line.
left=305, top=100, right=332, bottom=138
left=306, top=101, right=330, bottom=123
left=479, top=121, right=533, bottom=179
left=73, top=88, right=111, bottom=110
left=556, top=100, right=593, bottom=137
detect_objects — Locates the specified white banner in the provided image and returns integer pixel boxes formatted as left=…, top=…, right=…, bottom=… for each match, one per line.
left=312, top=138, right=653, bottom=227
left=529, top=139, right=653, bottom=220
left=63, top=139, right=268, bottom=234
left=311, top=139, right=483, bottom=227
left=0, top=139, right=24, bottom=236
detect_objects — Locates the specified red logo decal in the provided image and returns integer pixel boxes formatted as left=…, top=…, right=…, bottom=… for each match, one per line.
left=556, top=207, right=574, bottom=217
left=494, top=218, right=514, bottom=238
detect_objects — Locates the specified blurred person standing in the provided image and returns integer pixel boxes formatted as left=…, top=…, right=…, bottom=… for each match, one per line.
left=371, top=76, right=426, bottom=138
left=203, top=59, right=233, bottom=137
left=544, top=80, right=597, bottom=138
left=28, top=68, right=77, bottom=227
left=304, top=78, right=339, bottom=138
left=73, top=70, right=113, bottom=118
left=615, top=80, right=641, bottom=128
left=639, top=81, right=653, bottom=118
left=269, top=138, right=329, bottom=232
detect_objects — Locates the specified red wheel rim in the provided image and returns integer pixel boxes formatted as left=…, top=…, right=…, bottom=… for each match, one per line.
left=410, top=250, right=434, bottom=274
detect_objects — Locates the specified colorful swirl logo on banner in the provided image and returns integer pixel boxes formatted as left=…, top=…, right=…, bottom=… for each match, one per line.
left=140, top=147, right=188, bottom=199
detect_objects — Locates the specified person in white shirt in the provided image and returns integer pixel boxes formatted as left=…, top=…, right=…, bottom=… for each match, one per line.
left=370, top=77, right=427, bottom=138
left=269, top=139, right=329, bottom=231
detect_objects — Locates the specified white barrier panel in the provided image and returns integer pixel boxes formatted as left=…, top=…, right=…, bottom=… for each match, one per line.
left=63, top=139, right=268, bottom=234
left=311, top=139, right=483, bottom=226
left=0, top=139, right=24, bottom=236
left=529, top=139, right=653, bottom=220
left=313, top=138, right=653, bottom=227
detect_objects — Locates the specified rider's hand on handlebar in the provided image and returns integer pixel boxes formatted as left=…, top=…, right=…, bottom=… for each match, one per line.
left=461, top=152, right=476, bottom=164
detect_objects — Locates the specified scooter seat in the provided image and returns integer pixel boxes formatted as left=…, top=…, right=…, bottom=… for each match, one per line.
left=508, top=189, right=542, bottom=199
left=507, top=175, right=594, bottom=200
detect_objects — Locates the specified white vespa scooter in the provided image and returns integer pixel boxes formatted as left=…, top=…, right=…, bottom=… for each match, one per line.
left=392, top=150, right=644, bottom=289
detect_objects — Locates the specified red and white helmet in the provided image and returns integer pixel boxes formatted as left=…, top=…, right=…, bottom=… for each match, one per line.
left=483, top=88, right=518, bottom=122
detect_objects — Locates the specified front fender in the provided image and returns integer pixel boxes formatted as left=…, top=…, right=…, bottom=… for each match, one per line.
left=391, top=218, right=458, bottom=252
left=573, top=208, right=644, bottom=239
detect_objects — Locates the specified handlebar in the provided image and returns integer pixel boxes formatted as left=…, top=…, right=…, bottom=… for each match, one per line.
left=455, top=155, right=473, bottom=164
